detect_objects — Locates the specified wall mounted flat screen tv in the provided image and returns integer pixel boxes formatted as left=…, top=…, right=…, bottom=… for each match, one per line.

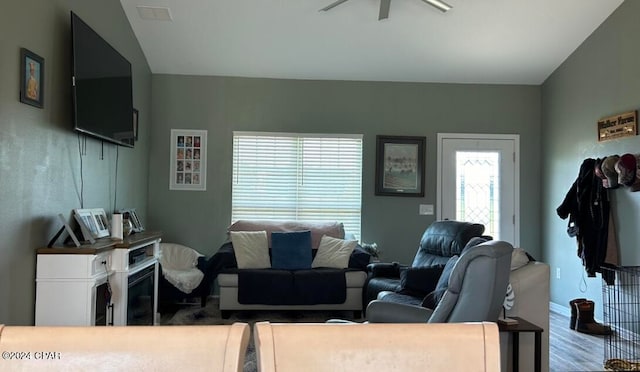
left=71, top=11, right=134, bottom=147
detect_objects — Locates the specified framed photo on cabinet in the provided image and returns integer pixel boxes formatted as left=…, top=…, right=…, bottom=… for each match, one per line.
left=118, top=208, right=145, bottom=233
left=73, top=208, right=110, bottom=241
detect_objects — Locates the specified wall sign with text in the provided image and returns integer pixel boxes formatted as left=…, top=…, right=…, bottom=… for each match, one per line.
left=597, top=111, right=637, bottom=142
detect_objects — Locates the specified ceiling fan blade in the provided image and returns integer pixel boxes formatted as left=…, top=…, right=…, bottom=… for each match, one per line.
left=320, top=0, right=350, bottom=12
left=420, top=0, right=452, bottom=12
left=378, top=0, right=391, bottom=20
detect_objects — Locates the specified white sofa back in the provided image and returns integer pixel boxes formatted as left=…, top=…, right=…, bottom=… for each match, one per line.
left=0, top=323, right=250, bottom=372
left=255, top=321, right=501, bottom=372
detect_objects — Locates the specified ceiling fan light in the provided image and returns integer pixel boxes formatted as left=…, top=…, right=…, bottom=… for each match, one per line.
left=423, top=0, right=452, bottom=12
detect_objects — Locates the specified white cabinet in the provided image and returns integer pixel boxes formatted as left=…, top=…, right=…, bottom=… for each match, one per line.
left=35, top=232, right=161, bottom=326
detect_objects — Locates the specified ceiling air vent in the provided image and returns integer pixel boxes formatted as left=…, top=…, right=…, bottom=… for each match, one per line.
left=136, top=6, right=173, bottom=21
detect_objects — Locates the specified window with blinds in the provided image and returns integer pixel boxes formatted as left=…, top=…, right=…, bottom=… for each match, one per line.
left=232, top=132, right=363, bottom=239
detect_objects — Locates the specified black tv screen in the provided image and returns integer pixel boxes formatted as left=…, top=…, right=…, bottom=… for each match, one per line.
left=71, top=12, right=134, bottom=147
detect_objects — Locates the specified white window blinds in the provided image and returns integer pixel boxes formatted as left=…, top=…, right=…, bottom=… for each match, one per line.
left=232, top=132, right=363, bottom=239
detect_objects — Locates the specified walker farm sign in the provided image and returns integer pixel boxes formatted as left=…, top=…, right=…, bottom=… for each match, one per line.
left=597, top=110, right=637, bottom=142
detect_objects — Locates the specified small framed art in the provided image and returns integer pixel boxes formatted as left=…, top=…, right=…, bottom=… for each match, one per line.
left=74, top=208, right=110, bottom=241
left=169, top=129, right=207, bottom=191
left=118, top=208, right=145, bottom=233
left=375, top=135, right=426, bottom=197
left=20, top=48, right=44, bottom=108
left=47, top=213, right=82, bottom=248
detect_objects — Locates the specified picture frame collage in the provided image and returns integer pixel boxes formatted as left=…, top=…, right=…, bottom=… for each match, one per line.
left=169, top=129, right=207, bottom=191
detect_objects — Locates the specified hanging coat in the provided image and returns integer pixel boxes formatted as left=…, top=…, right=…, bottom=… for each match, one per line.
left=556, top=158, right=614, bottom=284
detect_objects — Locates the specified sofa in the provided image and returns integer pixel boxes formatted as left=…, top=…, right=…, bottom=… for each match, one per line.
left=0, top=323, right=250, bottom=372
left=364, top=220, right=550, bottom=372
left=216, top=220, right=372, bottom=318
left=502, top=254, right=550, bottom=372
left=254, top=321, right=501, bottom=372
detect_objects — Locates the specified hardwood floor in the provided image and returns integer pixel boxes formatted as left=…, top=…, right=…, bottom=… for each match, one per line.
left=549, top=308, right=607, bottom=372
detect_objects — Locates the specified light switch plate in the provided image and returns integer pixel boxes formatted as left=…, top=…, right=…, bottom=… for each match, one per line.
left=419, top=204, right=434, bottom=215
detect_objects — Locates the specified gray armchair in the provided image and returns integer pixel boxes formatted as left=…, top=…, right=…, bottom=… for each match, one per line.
left=366, top=240, right=513, bottom=323
left=364, top=220, right=487, bottom=309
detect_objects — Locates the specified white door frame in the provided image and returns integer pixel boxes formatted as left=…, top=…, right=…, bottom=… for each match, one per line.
left=436, top=133, right=520, bottom=246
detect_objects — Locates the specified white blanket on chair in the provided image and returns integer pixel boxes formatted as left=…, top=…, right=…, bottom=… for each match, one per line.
left=160, top=243, right=205, bottom=294
left=162, top=268, right=204, bottom=294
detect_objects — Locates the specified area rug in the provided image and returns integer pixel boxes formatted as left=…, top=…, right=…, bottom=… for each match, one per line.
left=163, top=296, right=361, bottom=372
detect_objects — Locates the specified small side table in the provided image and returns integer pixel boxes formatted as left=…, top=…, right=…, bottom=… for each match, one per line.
left=498, top=316, right=543, bottom=372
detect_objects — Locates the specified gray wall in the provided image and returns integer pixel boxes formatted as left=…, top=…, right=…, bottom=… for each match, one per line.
left=148, top=76, right=542, bottom=267
left=542, top=0, right=640, bottom=313
left=0, top=0, right=151, bottom=325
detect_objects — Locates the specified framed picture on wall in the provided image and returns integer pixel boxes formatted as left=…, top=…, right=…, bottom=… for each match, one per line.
left=375, top=135, right=426, bottom=197
left=19, top=48, right=45, bottom=108
left=169, top=129, right=207, bottom=191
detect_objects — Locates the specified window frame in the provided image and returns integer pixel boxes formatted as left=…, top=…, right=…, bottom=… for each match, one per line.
left=231, top=131, right=363, bottom=239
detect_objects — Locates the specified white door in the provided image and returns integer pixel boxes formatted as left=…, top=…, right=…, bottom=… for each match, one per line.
left=437, top=134, right=519, bottom=246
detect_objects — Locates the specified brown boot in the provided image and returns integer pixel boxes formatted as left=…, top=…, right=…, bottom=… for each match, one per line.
left=574, top=300, right=612, bottom=335
left=569, top=298, right=587, bottom=330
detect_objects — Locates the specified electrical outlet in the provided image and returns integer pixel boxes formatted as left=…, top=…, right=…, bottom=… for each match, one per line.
left=556, top=268, right=561, bottom=279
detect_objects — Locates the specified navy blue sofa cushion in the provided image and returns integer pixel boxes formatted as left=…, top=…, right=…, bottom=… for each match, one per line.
left=237, top=269, right=346, bottom=305
left=238, top=269, right=295, bottom=304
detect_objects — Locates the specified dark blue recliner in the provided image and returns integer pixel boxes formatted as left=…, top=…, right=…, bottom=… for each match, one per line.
left=363, top=220, right=487, bottom=309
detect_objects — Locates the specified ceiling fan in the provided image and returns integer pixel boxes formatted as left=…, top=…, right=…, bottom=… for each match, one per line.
left=320, top=0, right=452, bottom=20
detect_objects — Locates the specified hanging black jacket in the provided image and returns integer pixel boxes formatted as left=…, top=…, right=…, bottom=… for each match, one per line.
left=556, top=158, right=612, bottom=282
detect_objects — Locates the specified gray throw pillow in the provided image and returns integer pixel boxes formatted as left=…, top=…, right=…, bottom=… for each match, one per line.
left=421, top=255, right=459, bottom=309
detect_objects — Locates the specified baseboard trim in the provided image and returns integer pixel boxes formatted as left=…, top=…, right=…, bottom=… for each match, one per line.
left=550, top=301, right=571, bottom=317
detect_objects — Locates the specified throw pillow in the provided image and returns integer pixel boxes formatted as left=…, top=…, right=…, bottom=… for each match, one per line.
left=421, top=255, right=459, bottom=309
left=399, top=266, right=445, bottom=296
left=271, top=230, right=313, bottom=270
left=311, top=235, right=357, bottom=269
left=230, top=231, right=271, bottom=269
left=348, top=245, right=373, bottom=270
left=511, top=247, right=531, bottom=270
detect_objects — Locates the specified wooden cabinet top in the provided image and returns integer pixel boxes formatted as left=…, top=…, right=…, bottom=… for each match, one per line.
left=37, top=231, right=162, bottom=254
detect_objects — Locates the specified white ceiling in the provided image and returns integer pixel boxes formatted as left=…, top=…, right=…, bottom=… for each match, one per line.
left=119, top=0, right=623, bottom=85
